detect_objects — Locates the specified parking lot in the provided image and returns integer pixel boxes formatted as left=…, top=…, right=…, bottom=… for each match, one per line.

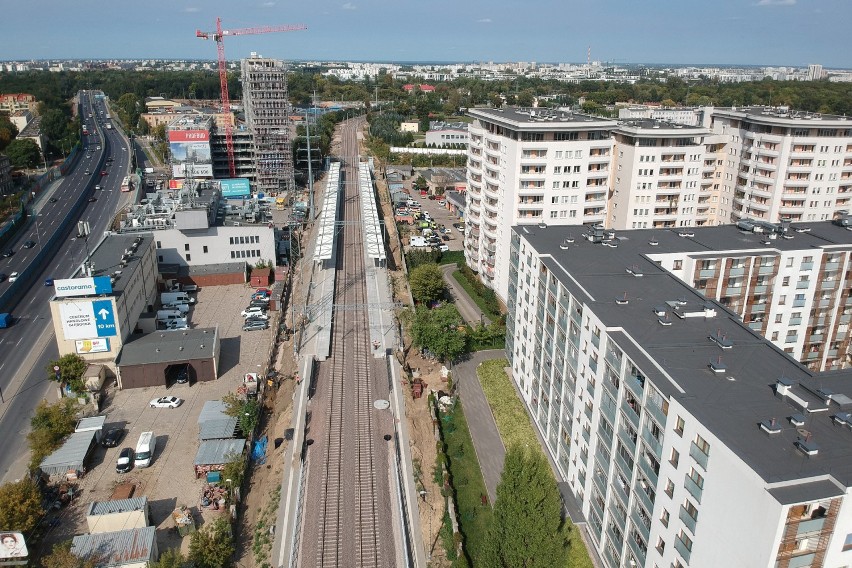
left=401, top=194, right=465, bottom=252
left=45, top=283, right=278, bottom=554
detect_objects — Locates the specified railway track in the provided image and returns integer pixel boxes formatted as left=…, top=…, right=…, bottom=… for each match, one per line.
left=298, top=118, right=394, bottom=568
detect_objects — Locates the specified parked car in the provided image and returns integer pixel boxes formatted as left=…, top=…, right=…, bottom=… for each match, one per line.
left=101, top=428, right=125, bottom=448
left=241, top=306, right=267, bottom=319
left=433, top=244, right=449, bottom=252
left=442, top=235, right=450, bottom=241
left=116, top=448, right=134, bottom=474
left=23, top=240, right=35, bottom=249
left=174, top=366, right=189, bottom=384
left=243, top=319, right=269, bottom=332
left=249, top=299, right=270, bottom=309
left=149, top=396, right=183, bottom=408
left=8, top=272, right=18, bottom=283
left=254, top=288, right=272, bottom=296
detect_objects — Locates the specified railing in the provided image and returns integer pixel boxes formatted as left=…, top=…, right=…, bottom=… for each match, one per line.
left=684, top=474, right=703, bottom=504
left=679, top=505, right=698, bottom=534
left=674, top=534, right=692, bottom=563
left=690, top=442, right=709, bottom=470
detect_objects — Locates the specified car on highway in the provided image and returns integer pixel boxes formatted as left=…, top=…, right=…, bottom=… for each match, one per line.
left=44, top=278, right=54, bottom=286
left=243, top=319, right=269, bottom=332
left=241, top=307, right=268, bottom=319
left=85, top=169, right=91, bottom=175
left=95, top=185, right=101, bottom=190
left=116, top=448, right=134, bottom=474
left=149, top=396, right=183, bottom=409
left=101, top=428, right=125, bottom=448
left=49, top=197, right=58, bottom=203
left=23, top=240, right=35, bottom=249
left=100, top=170, right=107, bottom=176
left=88, top=197, right=97, bottom=202
left=8, top=272, right=19, bottom=283
left=1, top=249, right=12, bottom=258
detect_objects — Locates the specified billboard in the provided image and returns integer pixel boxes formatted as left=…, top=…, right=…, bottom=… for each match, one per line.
left=59, top=300, right=118, bottom=340
left=220, top=178, right=251, bottom=198
left=169, top=179, right=184, bottom=190
left=76, top=338, right=111, bottom=354
left=0, top=532, right=28, bottom=560
left=168, top=129, right=212, bottom=179
left=54, top=276, right=113, bottom=298
left=172, top=163, right=214, bottom=178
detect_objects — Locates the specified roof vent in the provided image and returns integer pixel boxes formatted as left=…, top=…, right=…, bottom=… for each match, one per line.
left=626, top=265, right=643, bottom=277
left=789, top=414, right=805, bottom=426
left=155, top=348, right=160, bottom=352
left=709, top=329, right=733, bottom=349
left=709, top=356, right=726, bottom=373
left=678, top=231, right=695, bottom=238
left=199, top=344, right=204, bottom=349
left=560, top=239, right=572, bottom=250
left=658, top=313, right=672, bottom=326
left=648, top=237, right=659, bottom=246
left=795, top=435, right=819, bottom=456
left=538, top=222, right=547, bottom=229
left=653, top=306, right=667, bottom=317
left=832, top=412, right=851, bottom=427
left=179, top=346, right=184, bottom=351
left=615, top=292, right=629, bottom=305
left=760, top=418, right=781, bottom=434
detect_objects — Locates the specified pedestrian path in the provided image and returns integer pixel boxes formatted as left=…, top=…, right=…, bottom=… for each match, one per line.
left=441, top=264, right=491, bottom=327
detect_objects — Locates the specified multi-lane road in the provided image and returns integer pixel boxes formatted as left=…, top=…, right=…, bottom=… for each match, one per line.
left=0, top=91, right=140, bottom=483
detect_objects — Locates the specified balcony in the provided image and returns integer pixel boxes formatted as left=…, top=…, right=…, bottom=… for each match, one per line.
left=689, top=442, right=709, bottom=470
left=674, top=534, right=693, bottom=563
left=638, top=454, right=659, bottom=486
left=618, top=428, right=638, bottom=454
left=684, top=475, right=703, bottom=504
left=679, top=505, right=698, bottom=534
left=642, top=428, right=663, bottom=459
left=634, top=481, right=655, bottom=514
left=621, top=399, right=641, bottom=429
left=631, top=507, right=652, bottom=542
left=627, top=533, right=648, bottom=568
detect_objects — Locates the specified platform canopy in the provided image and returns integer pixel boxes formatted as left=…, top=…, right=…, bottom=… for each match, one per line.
left=359, top=163, right=385, bottom=261
left=314, top=162, right=341, bottom=262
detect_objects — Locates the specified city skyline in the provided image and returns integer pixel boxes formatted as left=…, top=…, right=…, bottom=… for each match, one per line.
left=5, top=0, right=851, bottom=68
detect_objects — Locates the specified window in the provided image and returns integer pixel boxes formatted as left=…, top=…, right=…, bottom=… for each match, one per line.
left=665, top=479, right=675, bottom=498
left=673, top=260, right=683, bottom=270
left=656, top=537, right=666, bottom=554
left=675, top=416, right=685, bottom=436
left=694, top=434, right=710, bottom=456
left=661, top=509, right=670, bottom=527
left=683, top=499, right=698, bottom=521
left=184, top=243, right=190, bottom=251
left=203, top=246, right=208, bottom=253
left=156, top=241, right=162, bottom=249
left=687, top=467, right=704, bottom=489
left=843, top=533, right=852, bottom=552
left=158, top=255, right=164, bottom=262
left=670, top=448, right=680, bottom=468
left=185, top=254, right=191, bottom=261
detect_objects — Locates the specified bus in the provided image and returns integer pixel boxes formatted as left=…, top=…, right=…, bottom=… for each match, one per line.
left=120, top=176, right=131, bottom=192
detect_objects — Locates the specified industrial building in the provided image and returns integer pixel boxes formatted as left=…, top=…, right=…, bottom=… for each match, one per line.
left=241, top=53, right=296, bottom=196
left=506, top=221, right=852, bottom=568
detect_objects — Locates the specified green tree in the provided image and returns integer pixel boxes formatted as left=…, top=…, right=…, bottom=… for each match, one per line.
left=27, top=398, right=78, bottom=471
left=0, top=477, right=44, bottom=534
left=5, top=138, right=41, bottom=168
left=47, top=353, right=88, bottom=394
left=408, top=304, right=467, bottom=362
left=221, top=392, right=260, bottom=438
left=39, top=108, right=70, bottom=141
left=409, top=264, right=446, bottom=305
left=150, top=548, right=187, bottom=568
left=0, top=115, right=18, bottom=151
left=188, top=516, right=235, bottom=568
left=484, top=446, right=568, bottom=568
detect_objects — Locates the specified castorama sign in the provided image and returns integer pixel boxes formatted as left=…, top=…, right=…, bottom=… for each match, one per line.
left=54, top=276, right=113, bottom=298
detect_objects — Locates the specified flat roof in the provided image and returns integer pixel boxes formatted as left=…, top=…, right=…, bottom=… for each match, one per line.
left=195, top=438, right=246, bottom=465
left=469, top=106, right=615, bottom=130
left=712, top=105, right=852, bottom=127
left=613, top=119, right=709, bottom=137
left=40, top=431, right=96, bottom=475
left=71, top=526, right=156, bottom=565
left=314, top=162, right=341, bottom=262
left=516, top=221, right=852, bottom=487
left=87, top=496, right=148, bottom=516
left=65, top=233, right=154, bottom=300
left=116, top=327, right=218, bottom=366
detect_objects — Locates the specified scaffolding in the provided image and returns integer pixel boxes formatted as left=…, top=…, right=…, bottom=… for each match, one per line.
left=241, top=54, right=296, bottom=196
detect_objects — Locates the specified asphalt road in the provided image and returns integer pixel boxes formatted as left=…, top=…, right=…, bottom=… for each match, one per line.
left=0, top=91, right=136, bottom=483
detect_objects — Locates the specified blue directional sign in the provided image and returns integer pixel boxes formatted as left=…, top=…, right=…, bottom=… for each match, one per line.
left=92, top=300, right=117, bottom=337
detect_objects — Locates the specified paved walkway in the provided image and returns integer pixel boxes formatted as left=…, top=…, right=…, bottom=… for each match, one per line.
left=441, top=264, right=491, bottom=327
left=452, top=349, right=505, bottom=504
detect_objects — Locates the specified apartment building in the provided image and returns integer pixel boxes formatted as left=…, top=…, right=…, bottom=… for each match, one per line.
left=506, top=221, right=852, bottom=568
left=705, top=107, right=852, bottom=224
left=241, top=54, right=295, bottom=196
left=608, top=120, right=728, bottom=230
left=465, top=107, right=615, bottom=300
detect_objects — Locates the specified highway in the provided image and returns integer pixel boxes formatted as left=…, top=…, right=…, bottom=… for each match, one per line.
left=0, top=91, right=136, bottom=483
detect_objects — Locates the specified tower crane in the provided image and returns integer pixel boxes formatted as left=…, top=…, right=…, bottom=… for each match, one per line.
left=196, top=18, right=307, bottom=178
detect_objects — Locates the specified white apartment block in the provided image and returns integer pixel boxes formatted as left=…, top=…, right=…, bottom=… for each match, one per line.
left=506, top=222, right=852, bottom=568
left=465, top=107, right=614, bottom=300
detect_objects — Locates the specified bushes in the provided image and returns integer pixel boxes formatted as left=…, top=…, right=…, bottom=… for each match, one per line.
left=457, top=265, right=500, bottom=317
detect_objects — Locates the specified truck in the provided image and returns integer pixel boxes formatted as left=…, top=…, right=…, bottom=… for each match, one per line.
left=134, top=431, right=155, bottom=468
left=0, top=313, right=12, bottom=328
left=410, top=236, right=430, bottom=248
left=106, top=124, right=112, bottom=129
left=161, top=291, right=195, bottom=305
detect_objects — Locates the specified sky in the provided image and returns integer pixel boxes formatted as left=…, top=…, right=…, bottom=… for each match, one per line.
left=4, top=0, right=851, bottom=68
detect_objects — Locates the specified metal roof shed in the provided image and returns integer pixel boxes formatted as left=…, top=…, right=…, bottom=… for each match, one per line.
left=75, top=415, right=107, bottom=432
left=40, top=431, right=98, bottom=477
left=71, top=526, right=158, bottom=566
left=194, top=438, right=246, bottom=468
left=197, top=400, right=238, bottom=440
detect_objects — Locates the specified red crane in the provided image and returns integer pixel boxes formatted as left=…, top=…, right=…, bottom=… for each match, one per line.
left=196, top=18, right=307, bottom=178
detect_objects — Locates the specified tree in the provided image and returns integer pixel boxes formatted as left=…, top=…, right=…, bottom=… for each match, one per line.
left=40, top=540, right=99, bottom=568
left=484, top=446, right=568, bottom=568
left=409, top=264, right=447, bottom=305
left=221, top=392, right=260, bottom=438
left=27, top=398, right=78, bottom=471
left=150, top=548, right=187, bottom=568
left=408, top=304, right=467, bottom=362
left=5, top=138, right=41, bottom=168
left=188, top=516, right=235, bottom=568
left=46, top=353, right=88, bottom=394
left=0, top=477, right=44, bottom=534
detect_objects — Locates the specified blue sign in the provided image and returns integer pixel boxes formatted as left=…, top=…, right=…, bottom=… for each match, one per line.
left=92, top=300, right=117, bottom=337
left=220, top=178, right=251, bottom=198
left=92, top=276, right=113, bottom=295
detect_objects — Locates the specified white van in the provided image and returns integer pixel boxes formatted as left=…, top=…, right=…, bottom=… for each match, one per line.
left=135, top=431, right=155, bottom=468
left=156, top=309, right=186, bottom=321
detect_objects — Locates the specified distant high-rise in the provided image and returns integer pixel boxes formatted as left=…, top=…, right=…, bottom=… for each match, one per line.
left=241, top=54, right=295, bottom=195
left=807, top=64, right=824, bottom=81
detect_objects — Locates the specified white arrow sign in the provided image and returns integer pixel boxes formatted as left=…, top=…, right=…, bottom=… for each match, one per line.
left=98, top=308, right=110, bottom=320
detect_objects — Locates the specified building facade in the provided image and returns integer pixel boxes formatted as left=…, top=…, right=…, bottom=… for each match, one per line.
left=506, top=222, right=852, bottom=568
left=0, top=93, right=37, bottom=114
left=241, top=54, right=295, bottom=196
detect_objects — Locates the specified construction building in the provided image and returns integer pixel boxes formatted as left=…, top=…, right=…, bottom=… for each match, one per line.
left=241, top=53, right=296, bottom=196
left=506, top=221, right=852, bottom=568
left=212, top=126, right=256, bottom=183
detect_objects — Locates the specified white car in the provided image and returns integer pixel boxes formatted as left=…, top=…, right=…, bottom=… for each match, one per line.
left=149, top=396, right=183, bottom=408
left=241, top=307, right=268, bottom=319
left=8, top=272, right=19, bottom=283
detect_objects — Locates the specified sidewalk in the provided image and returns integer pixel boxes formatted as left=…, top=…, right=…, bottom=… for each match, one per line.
left=441, top=264, right=491, bottom=327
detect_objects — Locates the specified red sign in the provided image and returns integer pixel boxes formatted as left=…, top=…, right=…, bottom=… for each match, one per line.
left=168, top=129, right=209, bottom=143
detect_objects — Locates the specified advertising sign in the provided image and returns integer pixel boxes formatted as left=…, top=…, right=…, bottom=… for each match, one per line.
left=168, top=129, right=210, bottom=143
left=75, top=338, right=111, bottom=354
left=172, top=163, right=214, bottom=178
left=54, top=276, right=113, bottom=298
left=59, top=300, right=117, bottom=340
left=169, top=141, right=212, bottom=164
left=0, top=531, right=28, bottom=559
left=220, top=178, right=251, bottom=198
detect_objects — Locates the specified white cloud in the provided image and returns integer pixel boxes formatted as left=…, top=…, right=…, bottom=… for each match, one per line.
left=476, top=18, right=492, bottom=23
left=757, top=0, right=796, bottom=5
left=182, top=6, right=200, bottom=12
left=342, top=2, right=356, bottom=9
